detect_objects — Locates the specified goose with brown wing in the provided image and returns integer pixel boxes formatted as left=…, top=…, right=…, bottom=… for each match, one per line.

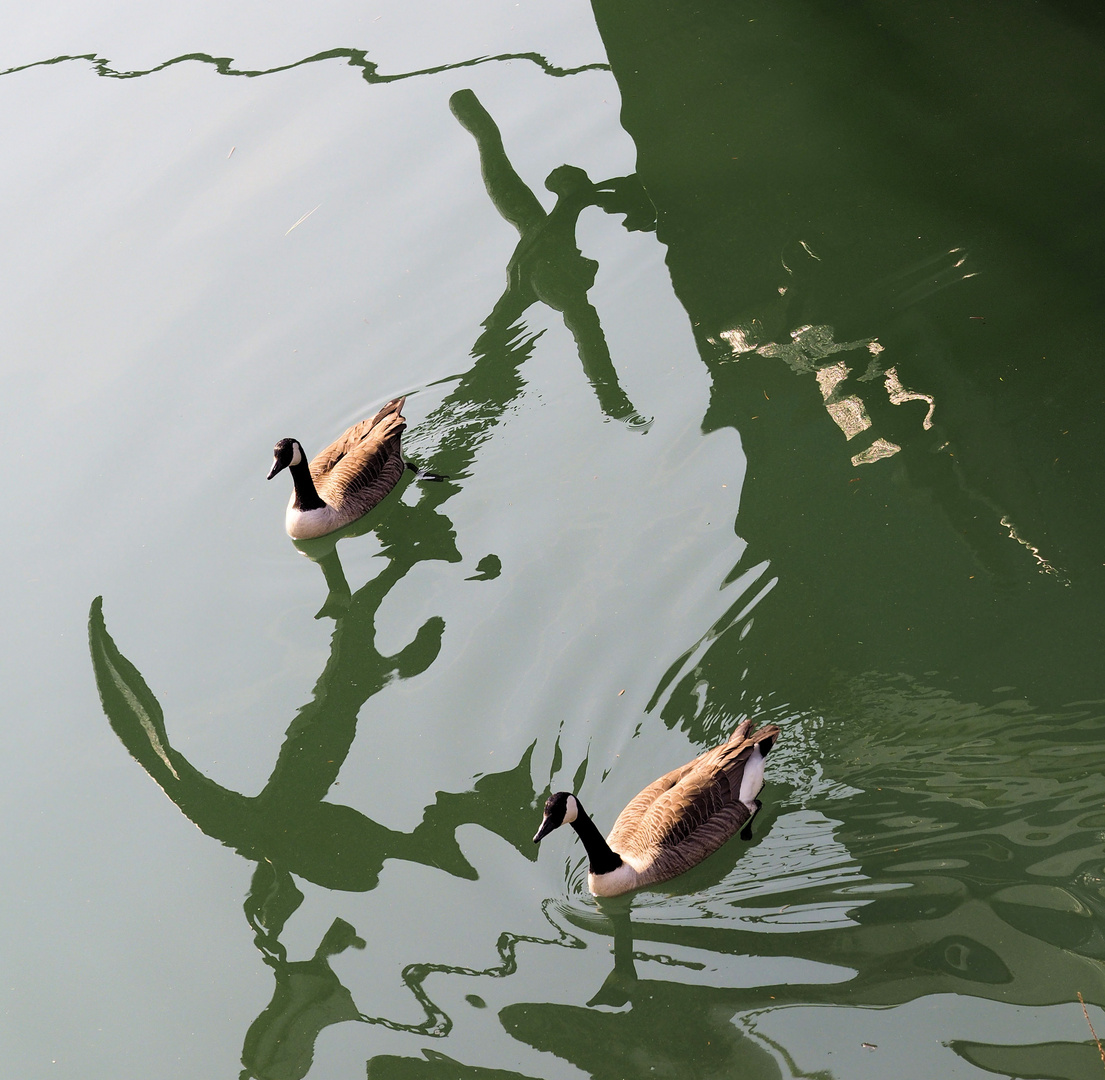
left=267, top=397, right=443, bottom=539
left=534, top=719, right=779, bottom=897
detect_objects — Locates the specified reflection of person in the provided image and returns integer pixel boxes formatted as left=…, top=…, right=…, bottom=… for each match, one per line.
left=450, top=88, right=655, bottom=428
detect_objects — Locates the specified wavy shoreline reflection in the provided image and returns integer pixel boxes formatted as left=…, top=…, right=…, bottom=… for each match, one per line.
left=0, top=46, right=608, bottom=85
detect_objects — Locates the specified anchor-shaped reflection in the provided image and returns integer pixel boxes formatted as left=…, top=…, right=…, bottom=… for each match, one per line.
left=90, top=577, right=542, bottom=1064
left=89, top=485, right=547, bottom=1080
left=88, top=276, right=624, bottom=1076
left=450, top=87, right=656, bottom=430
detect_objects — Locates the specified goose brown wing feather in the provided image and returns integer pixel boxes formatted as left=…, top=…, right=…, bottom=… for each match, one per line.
left=606, top=723, right=780, bottom=876
left=309, top=397, right=406, bottom=476
left=322, top=443, right=406, bottom=512
left=311, top=399, right=407, bottom=510
left=613, top=754, right=748, bottom=857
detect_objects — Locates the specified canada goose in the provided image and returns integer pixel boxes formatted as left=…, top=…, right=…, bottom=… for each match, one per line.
left=533, top=718, right=779, bottom=897
left=267, top=397, right=443, bottom=539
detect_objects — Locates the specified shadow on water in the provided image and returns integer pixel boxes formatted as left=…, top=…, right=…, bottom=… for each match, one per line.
left=90, top=580, right=545, bottom=1074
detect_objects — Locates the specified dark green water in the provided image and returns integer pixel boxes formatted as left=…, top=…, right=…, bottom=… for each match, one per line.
left=2, top=2, right=1103, bottom=1078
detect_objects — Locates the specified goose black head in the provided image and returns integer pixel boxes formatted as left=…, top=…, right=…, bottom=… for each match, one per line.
left=267, top=438, right=302, bottom=480
left=533, top=792, right=580, bottom=843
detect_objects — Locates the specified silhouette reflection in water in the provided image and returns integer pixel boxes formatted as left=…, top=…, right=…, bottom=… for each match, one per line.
left=450, top=88, right=655, bottom=430
left=0, top=45, right=608, bottom=88
left=90, top=581, right=549, bottom=1077
left=501, top=901, right=787, bottom=1080
left=241, top=895, right=584, bottom=1080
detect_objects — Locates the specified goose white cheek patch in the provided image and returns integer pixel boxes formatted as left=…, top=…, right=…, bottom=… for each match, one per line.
left=564, top=795, right=579, bottom=824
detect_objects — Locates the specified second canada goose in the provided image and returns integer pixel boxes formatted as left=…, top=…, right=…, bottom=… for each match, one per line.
left=534, top=718, right=779, bottom=897
left=267, top=397, right=442, bottom=539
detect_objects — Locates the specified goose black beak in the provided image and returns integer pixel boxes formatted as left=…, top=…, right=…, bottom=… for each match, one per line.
left=267, top=459, right=286, bottom=480
left=533, top=816, right=558, bottom=844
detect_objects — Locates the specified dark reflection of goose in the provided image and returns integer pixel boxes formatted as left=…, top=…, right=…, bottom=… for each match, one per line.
left=450, top=88, right=655, bottom=430
left=500, top=881, right=1105, bottom=1080
left=285, top=463, right=423, bottom=619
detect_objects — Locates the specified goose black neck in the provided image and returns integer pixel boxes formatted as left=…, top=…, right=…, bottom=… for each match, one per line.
left=289, top=459, right=326, bottom=511
left=570, top=802, right=623, bottom=875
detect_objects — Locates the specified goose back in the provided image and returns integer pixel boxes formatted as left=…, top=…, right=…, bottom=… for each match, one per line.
left=310, top=397, right=407, bottom=510
left=604, top=719, right=779, bottom=889
left=283, top=398, right=408, bottom=538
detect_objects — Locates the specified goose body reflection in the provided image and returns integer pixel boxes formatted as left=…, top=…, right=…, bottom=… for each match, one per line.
left=534, top=719, right=779, bottom=896
left=267, top=396, right=443, bottom=539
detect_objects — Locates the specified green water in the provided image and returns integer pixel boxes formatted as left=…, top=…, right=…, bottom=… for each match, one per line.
left=2, top=2, right=1103, bottom=1078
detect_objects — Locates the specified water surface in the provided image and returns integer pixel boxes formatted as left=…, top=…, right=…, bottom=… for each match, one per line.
left=2, top=2, right=1103, bottom=1078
